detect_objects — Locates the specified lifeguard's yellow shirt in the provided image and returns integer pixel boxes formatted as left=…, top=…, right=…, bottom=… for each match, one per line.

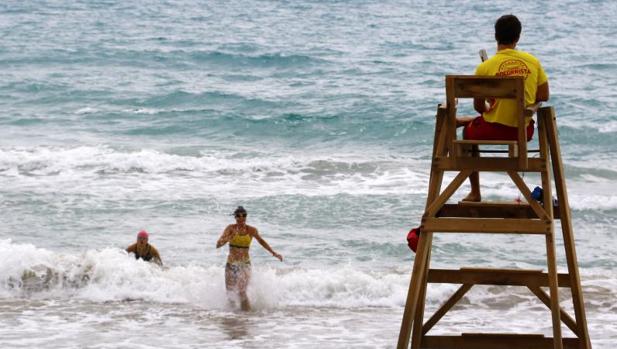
left=475, top=49, right=548, bottom=127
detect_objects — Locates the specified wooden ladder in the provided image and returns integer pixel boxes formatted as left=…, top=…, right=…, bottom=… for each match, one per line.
left=397, top=76, right=592, bottom=349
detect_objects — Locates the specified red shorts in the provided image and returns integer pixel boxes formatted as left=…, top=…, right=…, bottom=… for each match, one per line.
left=463, top=116, right=534, bottom=141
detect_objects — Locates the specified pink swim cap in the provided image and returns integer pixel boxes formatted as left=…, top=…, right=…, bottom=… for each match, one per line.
left=137, top=230, right=149, bottom=239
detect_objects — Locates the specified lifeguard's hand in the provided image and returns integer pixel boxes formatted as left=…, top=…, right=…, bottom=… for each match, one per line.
left=273, top=252, right=283, bottom=262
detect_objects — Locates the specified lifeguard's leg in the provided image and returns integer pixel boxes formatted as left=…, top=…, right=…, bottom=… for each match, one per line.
left=456, top=115, right=476, bottom=128
left=463, top=145, right=481, bottom=202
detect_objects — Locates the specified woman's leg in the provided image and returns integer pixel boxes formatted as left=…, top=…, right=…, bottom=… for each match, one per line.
left=225, top=264, right=239, bottom=307
left=237, top=266, right=251, bottom=311
left=225, top=264, right=234, bottom=291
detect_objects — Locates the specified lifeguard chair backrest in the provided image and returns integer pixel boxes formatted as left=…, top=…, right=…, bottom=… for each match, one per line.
left=445, top=75, right=527, bottom=168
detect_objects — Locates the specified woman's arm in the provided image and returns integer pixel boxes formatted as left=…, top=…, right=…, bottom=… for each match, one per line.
left=216, top=225, right=234, bottom=248
left=252, top=229, right=283, bottom=261
left=150, top=246, right=163, bottom=266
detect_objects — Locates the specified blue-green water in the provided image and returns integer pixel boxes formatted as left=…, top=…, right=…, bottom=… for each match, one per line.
left=1, top=1, right=616, bottom=348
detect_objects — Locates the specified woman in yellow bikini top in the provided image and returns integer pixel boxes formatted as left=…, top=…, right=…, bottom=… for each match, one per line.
left=229, top=230, right=252, bottom=249
left=215, top=206, right=283, bottom=311
left=227, top=226, right=253, bottom=264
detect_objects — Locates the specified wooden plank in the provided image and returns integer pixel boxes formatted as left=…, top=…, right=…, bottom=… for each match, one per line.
left=447, top=75, right=524, bottom=99
left=422, top=217, right=550, bottom=234
left=422, top=284, right=473, bottom=335
left=398, top=105, right=449, bottom=349
left=411, top=239, right=433, bottom=349
left=438, top=202, right=561, bottom=219
left=398, top=231, right=433, bottom=349
left=538, top=112, right=564, bottom=349
left=542, top=107, right=592, bottom=349
left=445, top=78, right=458, bottom=161
left=528, top=286, right=579, bottom=336
left=516, top=77, right=528, bottom=169
left=434, top=157, right=545, bottom=172
left=426, top=107, right=448, bottom=208
left=427, top=268, right=572, bottom=288
left=422, top=334, right=579, bottom=349
left=437, top=202, right=563, bottom=219
left=433, top=105, right=448, bottom=159
left=454, top=140, right=518, bottom=146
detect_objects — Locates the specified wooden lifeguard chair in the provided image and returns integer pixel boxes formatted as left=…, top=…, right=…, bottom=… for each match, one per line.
left=397, top=75, right=592, bottom=349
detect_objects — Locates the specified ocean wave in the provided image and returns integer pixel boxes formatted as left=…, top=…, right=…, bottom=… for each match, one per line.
left=0, top=48, right=326, bottom=72
left=1, top=240, right=614, bottom=315
left=3, top=144, right=617, bottom=207
left=0, top=240, right=408, bottom=308
left=135, top=90, right=279, bottom=110
left=0, top=145, right=429, bottom=198
left=188, top=50, right=326, bottom=68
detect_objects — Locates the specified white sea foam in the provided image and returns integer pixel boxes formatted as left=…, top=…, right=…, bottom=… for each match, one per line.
left=0, top=240, right=410, bottom=309
left=0, top=145, right=430, bottom=199
left=2, top=239, right=614, bottom=316
left=3, top=144, right=617, bottom=214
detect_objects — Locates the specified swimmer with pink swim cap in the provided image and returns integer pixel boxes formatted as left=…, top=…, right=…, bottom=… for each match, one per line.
left=126, top=230, right=163, bottom=266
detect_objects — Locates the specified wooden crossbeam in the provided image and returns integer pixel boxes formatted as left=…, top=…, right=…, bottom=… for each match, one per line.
left=451, top=75, right=523, bottom=99
left=454, top=140, right=518, bottom=146
left=421, top=334, right=580, bottom=349
left=422, top=284, right=473, bottom=335
left=422, top=217, right=550, bottom=234
left=427, top=268, right=572, bottom=288
left=437, top=202, right=563, bottom=219
left=425, top=170, right=472, bottom=218
left=434, top=157, right=545, bottom=172
left=528, top=286, right=579, bottom=336
left=442, top=201, right=561, bottom=219
left=507, top=171, right=550, bottom=220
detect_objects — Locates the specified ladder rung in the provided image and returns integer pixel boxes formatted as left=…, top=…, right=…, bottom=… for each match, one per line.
left=453, top=140, right=518, bottom=145
left=438, top=202, right=561, bottom=220
left=438, top=202, right=537, bottom=219
left=434, top=157, right=546, bottom=172
left=422, top=217, right=550, bottom=234
left=422, top=334, right=580, bottom=349
left=427, top=268, right=572, bottom=287
left=474, top=149, right=541, bottom=154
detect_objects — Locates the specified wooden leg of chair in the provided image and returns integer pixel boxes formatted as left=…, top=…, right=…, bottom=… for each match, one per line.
left=546, top=227, right=563, bottom=349
left=538, top=109, right=563, bottom=348
left=411, top=242, right=432, bottom=349
left=398, top=232, right=433, bottom=349
left=543, top=108, right=592, bottom=348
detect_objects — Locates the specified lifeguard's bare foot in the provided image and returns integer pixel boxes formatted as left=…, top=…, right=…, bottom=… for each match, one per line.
left=462, top=192, right=481, bottom=202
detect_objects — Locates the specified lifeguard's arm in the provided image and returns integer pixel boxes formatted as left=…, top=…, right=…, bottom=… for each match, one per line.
left=252, top=229, right=283, bottom=261
left=472, top=50, right=490, bottom=116
left=454, top=97, right=488, bottom=128
left=473, top=98, right=488, bottom=114
left=536, top=82, right=549, bottom=102
left=126, top=243, right=136, bottom=253
left=150, top=246, right=163, bottom=266
left=216, top=225, right=234, bottom=248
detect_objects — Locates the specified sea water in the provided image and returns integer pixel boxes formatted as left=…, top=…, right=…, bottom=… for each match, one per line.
left=1, top=0, right=616, bottom=348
